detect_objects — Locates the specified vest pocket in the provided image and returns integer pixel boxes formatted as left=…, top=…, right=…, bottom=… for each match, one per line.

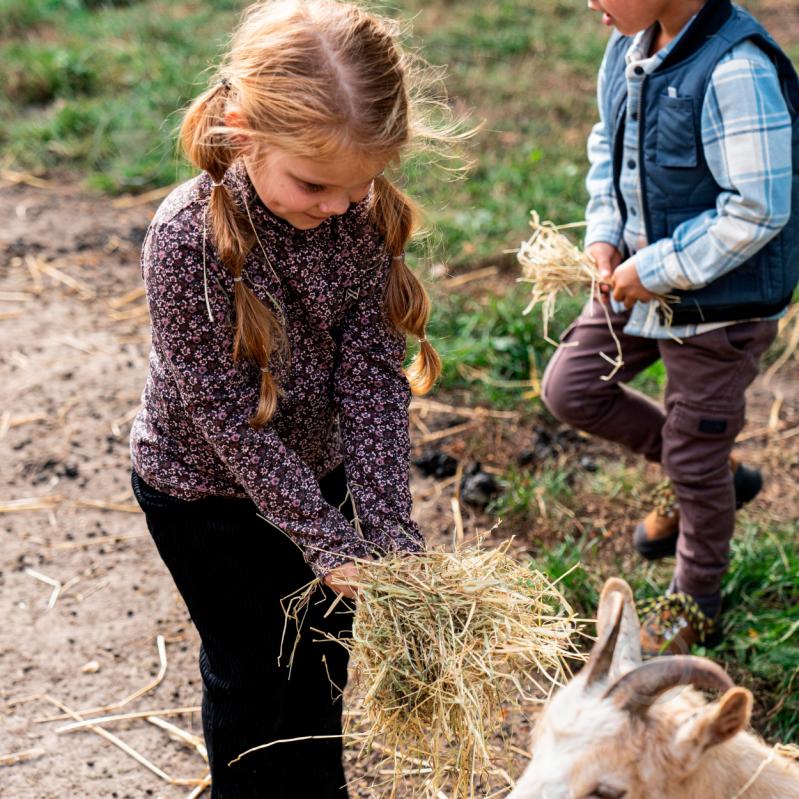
left=656, top=95, right=698, bottom=168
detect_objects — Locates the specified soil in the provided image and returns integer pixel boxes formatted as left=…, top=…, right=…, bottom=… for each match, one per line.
left=1, top=177, right=797, bottom=798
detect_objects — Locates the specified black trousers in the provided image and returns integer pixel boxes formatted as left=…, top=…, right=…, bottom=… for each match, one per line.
left=132, top=467, right=353, bottom=799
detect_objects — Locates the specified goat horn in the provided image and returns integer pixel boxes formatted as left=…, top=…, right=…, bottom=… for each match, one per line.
left=604, top=656, right=734, bottom=715
left=583, top=590, right=624, bottom=688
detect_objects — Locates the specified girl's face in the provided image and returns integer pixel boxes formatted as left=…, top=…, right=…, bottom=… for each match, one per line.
left=244, top=146, right=388, bottom=230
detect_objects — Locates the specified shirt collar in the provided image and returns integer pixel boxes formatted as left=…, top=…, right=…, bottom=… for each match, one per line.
left=625, top=15, right=697, bottom=71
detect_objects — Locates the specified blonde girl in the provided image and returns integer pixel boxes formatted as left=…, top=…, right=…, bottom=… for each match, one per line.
left=129, top=1, right=457, bottom=795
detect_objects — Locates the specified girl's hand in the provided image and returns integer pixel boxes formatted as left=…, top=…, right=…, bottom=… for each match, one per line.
left=323, top=561, right=359, bottom=599
left=611, top=259, right=656, bottom=308
left=586, top=242, right=622, bottom=303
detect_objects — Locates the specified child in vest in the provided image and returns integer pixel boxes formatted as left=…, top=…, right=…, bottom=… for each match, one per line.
left=129, top=2, right=459, bottom=795
left=543, top=0, right=799, bottom=655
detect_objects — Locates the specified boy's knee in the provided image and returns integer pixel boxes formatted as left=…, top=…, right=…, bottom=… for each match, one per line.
left=542, top=359, right=593, bottom=428
left=541, top=371, right=568, bottom=422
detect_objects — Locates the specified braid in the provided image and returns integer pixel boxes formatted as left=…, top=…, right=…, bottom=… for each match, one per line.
left=371, top=175, right=441, bottom=395
left=181, top=80, right=288, bottom=428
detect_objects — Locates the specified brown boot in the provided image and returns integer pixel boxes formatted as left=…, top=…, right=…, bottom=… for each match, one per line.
left=633, top=458, right=763, bottom=561
left=638, top=592, right=720, bottom=657
left=633, top=480, right=679, bottom=561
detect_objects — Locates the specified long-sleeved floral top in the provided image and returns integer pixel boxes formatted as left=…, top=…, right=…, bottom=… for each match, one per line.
left=130, top=160, right=424, bottom=577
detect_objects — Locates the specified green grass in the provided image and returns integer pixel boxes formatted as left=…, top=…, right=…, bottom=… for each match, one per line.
left=1, top=0, right=603, bottom=248
left=425, top=287, right=584, bottom=406
left=1, top=0, right=244, bottom=191
left=701, top=521, right=799, bottom=740
left=489, top=464, right=574, bottom=523
left=529, top=521, right=799, bottom=742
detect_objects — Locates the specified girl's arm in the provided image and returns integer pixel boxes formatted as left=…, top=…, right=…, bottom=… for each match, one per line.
left=143, top=217, right=371, bottom=579
left=333, top=248, right=425, bottom=559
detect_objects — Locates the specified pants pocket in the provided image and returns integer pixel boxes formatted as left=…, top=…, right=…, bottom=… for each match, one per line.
left=670, top=402, right=745, bottom=442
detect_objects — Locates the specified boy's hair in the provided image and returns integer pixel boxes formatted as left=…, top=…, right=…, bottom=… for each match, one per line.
left=180, top=0, right=460, bottom=428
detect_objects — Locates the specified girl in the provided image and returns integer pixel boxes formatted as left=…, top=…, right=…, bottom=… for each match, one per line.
left=129, top=2, right=458, bottom=795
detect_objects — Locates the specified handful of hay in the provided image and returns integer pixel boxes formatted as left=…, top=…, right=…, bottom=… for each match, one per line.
left=342, top=542, right=580, bottom=798
left=517, top=211, right=677, bottom=380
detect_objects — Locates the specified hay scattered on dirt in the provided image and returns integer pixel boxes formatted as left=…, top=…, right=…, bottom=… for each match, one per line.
left=342, top=542, right=581, bottom=798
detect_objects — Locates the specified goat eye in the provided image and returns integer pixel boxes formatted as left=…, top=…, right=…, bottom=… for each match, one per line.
left=589, top=789, right=626, bottom=799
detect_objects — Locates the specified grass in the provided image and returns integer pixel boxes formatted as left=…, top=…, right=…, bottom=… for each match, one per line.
left=426, top=287, right=582, bottom=406
left=489, top=464, right=574, bottom=523
left=1, top=0, right=244, bottom=192
left=703, top=521, right=799, bottom=740
left=1, top=0, right=601, bottom=251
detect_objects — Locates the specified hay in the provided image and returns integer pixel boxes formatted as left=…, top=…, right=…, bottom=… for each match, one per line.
left=410, top=398, right=519, bottom=422
left=764, top=304, right=799, bottom=383
left=340, top=542, right=580, bottom=798
left=0, top=748, right=46, bottom=767
left=516, top=211, right=677, bottom=380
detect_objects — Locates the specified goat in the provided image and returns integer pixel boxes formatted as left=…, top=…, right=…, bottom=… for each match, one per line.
left=507, top=578, right=799, bottom=799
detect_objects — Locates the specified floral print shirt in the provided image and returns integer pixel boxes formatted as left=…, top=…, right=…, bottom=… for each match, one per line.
left=130, top=160, right=424, bottom=577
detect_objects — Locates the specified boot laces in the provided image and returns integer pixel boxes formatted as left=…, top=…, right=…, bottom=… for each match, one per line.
left=637, top=592, right=715, bottom=642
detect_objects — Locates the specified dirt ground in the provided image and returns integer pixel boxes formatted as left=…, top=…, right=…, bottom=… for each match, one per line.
left=1, top=177, right=797, bottom=798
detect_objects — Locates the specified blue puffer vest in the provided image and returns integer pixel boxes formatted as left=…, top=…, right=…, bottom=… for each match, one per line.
left=602, top=0, right=799, bottom=325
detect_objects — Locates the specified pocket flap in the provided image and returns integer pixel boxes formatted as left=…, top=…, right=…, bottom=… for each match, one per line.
left=656, top=95, right=698, bottom=168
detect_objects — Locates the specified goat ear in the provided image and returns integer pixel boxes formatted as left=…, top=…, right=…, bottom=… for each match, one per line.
left=597, top=578, right=641, bottom=677
left=584, top=590, right=624, bottom=688
left=672, top=688, right=753, bottom=769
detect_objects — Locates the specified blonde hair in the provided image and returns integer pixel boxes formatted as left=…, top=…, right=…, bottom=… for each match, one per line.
left=180, top=0, right=459, bottom=428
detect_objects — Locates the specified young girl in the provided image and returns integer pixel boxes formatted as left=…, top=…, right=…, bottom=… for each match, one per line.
left=129, top=2, right=457, bottom=795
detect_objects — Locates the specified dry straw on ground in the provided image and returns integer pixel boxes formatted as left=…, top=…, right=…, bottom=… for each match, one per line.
left=334, top=542, right=580, bottom=798
left=516, top=211, right=676, bottom=380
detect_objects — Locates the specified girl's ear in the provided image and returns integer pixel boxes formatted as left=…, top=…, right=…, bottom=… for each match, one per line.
left=222, top=108, right=253, bottom=151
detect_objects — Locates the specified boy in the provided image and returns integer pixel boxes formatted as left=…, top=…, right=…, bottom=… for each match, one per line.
left=542, top=0, right=799, bottom=654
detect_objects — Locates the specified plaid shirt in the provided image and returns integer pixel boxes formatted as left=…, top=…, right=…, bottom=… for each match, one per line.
left=585, top=23, right=792, bottom=339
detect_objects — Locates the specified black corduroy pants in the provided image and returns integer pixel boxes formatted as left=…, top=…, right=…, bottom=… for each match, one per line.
left=132, top=467, right=353, bottom=799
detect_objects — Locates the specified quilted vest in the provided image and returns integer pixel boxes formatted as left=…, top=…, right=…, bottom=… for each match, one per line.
left=601, top=0, right=799, bottom=324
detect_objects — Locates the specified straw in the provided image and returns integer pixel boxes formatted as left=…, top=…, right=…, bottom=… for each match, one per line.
left=334, top=542, right=581, bottom=798
left=516, top=211, right=677, bottom=380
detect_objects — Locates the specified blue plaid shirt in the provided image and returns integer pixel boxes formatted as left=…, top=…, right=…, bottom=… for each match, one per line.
left=585, top=22, right=793, bottom=339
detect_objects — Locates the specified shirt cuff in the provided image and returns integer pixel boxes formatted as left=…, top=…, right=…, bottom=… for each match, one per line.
left=635, top=240, right=676, bottom=295
left=584, top=219, right=624, bottom=252
left=367, top=522, right=426, bottom=558
left=308, top=537, right=373, bottom=579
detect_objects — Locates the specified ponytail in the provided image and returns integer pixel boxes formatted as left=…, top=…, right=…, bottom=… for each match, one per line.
left=370, top=176, right=441, bottom=395
left=180, top=81, right=289, bottom=429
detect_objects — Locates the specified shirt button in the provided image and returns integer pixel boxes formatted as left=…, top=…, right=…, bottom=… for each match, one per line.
left=627, top=159, right=636, bottom=169
left=631, top=111, right=639, bottom=121
left=634, top=65, right=645, bottom=75
left=630, top=207, right=638, bottom=216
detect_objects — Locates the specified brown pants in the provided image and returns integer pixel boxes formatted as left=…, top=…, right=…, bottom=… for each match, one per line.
left=541, top=300, right=778, bottom=596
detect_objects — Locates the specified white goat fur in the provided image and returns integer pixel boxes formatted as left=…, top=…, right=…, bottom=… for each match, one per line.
left=508, top=578, right=799, bottom=799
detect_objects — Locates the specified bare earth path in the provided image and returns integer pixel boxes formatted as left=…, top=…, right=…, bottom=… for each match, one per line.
left=2, top=180, right=797, bottom=798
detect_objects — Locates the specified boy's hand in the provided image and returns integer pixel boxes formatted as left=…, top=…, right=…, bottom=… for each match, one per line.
left=586, top=242, right=623, bottom=303
left=611, top=259, right=656, bottom=308
left=323, top=561, right=359, bottom=599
